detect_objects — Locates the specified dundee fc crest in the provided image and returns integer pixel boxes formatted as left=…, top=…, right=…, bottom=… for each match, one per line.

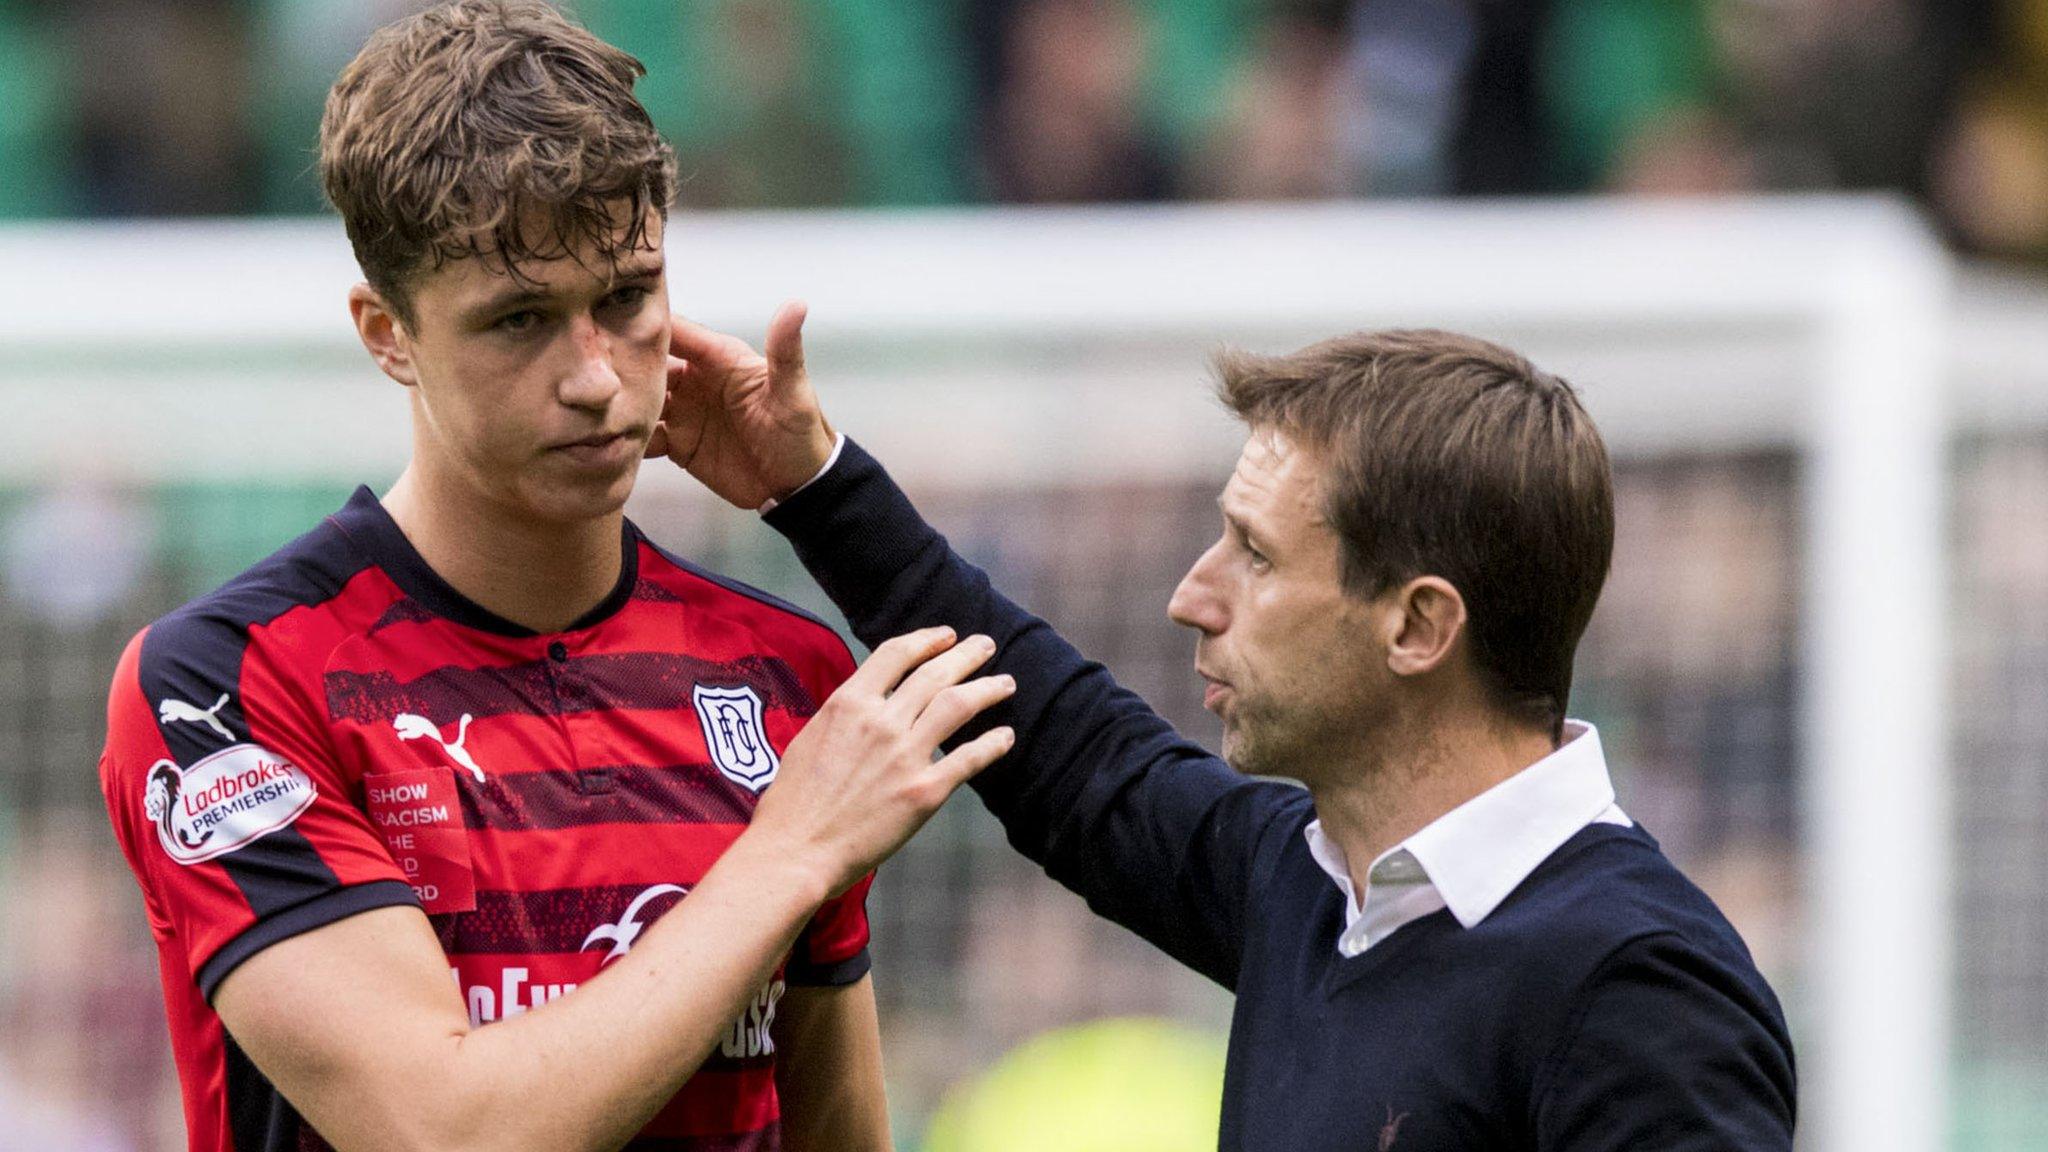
left=692, top=684, right=780, bottom=791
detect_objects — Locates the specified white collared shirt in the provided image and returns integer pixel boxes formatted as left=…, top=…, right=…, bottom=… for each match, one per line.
left=1303, top=721, right=1631, bottom=958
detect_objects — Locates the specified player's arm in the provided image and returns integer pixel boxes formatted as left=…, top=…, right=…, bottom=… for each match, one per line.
left=1531, top=934, right=1796, bottom=1151
left=658, top=308, right=1295, bottom=989
left=217, top=839, right=820, bottom=1152
left=775, top=864, right=891, bottom=1152
left=772, top=974, right=892, bottom=1152
left=211, top=628, right=1012, bottom=1152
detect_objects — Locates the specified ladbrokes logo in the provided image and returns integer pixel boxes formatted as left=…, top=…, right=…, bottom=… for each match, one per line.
left=143, top=744, right=316, bottom=865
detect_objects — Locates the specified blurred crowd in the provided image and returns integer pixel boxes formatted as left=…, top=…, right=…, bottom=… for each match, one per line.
left=0, top=0, right=2046, bottom=261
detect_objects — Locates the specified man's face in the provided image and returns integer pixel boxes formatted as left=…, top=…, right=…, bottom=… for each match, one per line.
left=1168, top=429, right=1387, bottom=780
left=391, top=216, right=671, bottom=525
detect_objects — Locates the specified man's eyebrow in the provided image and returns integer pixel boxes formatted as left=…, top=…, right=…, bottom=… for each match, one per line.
left=465, top=287, right=547, bottom=321
left=463, top=259, right=665, bottom=322
left=604, top=257, right=666, bottom=284
left=1215, top=496, right=1257, bottom=540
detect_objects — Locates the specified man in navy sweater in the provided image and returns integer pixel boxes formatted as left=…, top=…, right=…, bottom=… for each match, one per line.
left=652, top=308, right=1797, bottom=1150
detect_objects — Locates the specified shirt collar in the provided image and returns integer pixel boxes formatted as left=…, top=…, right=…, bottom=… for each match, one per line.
left=327, top=486, right=643, bottom=638
left=1304, top=721, right=1619, bottom=933
left=1401, top=721, right=1616, bottom=928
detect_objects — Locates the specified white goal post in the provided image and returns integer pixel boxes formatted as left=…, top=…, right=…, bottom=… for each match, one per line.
left=0, top=198, right=1952, bottom=1152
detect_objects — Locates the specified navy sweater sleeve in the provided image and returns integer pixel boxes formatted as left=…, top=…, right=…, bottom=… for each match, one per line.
left=1532, top=932, right=1798, bottom=1151
left=764, top=439, right=1302, bottom=989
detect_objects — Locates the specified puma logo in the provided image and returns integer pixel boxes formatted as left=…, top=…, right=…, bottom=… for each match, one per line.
left=393, top=712, right=485, bottom=783
left=1379, top=1105, right=1409, bottom=1151
left=158, top=693, right=233, bottom=741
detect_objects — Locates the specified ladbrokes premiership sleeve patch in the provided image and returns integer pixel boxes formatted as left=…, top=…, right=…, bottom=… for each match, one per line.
left=103, top=613, right=422, bottom=998
left=145, top=744, right=317, bottom=866
left=363, top=766, right=477, bottom=915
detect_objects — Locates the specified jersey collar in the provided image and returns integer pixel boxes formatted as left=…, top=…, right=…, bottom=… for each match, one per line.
left=328, top=485, right=641, bottom=638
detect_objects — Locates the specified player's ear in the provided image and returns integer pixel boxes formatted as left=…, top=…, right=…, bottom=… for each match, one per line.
left=1383, top=575, right=1467, bottom=679
left=349, top=283, right=420, bottom=388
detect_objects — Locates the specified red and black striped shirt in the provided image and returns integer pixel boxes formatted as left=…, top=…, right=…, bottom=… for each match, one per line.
left=100, top=487, right=869, bottom=1152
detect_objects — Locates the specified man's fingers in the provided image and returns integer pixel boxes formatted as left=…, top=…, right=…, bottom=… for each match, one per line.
left=765, top=301, right=808, bottom=381
left=668, top=314, right=760, bottom=370
left=887, top=633, right=996, bottom=719
left=930, top=726, right=1016, bottom=791
left=909, top=674, right=1016, bottom=749
left=846, top=626, right=959, bottom=696
left=666, top=314, right=721, bottom=358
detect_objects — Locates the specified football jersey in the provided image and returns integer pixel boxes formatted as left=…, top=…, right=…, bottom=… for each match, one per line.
left=100, top=487, right=870, bottom=1152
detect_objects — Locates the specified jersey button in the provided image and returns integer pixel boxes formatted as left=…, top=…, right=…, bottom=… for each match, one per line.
left=547, top=640, right=569, bottom=662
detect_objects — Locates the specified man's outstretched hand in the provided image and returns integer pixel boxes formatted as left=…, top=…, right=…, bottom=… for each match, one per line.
left=647, top=302, right=837, bottom=509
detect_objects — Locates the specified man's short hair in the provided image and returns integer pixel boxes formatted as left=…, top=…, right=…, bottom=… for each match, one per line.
left=1216, top=330, right=1614, bottom=736
left=318, top=0, right=676, bottom=323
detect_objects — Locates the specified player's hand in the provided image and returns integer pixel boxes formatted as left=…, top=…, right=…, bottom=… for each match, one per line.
left=750, top=626, right=1015, bottom=897
left=647, top=303, right=836, bottom=509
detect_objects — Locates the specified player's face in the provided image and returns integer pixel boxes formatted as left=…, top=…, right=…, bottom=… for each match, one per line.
left=1168, top=429, right=1388, bottom=781
left=395, top=214, right=671, bottom=525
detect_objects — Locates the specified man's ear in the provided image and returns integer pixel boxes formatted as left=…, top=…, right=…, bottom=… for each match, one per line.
left=348, top=283, right=419, bottom=387
left=1381, top=576, right=1468, bottom=679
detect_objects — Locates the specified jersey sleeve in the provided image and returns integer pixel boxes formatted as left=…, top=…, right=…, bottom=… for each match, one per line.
left=99, top=615, right=419, bottom=1001
left=787, top=873, right=874, bottom=986
left=780, top=626, right=874, bottom=987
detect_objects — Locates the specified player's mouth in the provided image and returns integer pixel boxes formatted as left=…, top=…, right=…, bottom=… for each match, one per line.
left=1196, top=668, right=1233, bottom=714
left=549, top=429, right=641, bottom=469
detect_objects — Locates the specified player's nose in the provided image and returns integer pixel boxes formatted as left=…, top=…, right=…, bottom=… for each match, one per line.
left=557, top=312, right=622, bottom=410
left=1168, top=540, right=1229, bottom=635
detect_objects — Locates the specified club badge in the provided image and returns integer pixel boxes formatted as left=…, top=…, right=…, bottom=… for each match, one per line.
left=692, top=684, right=780, bottom=791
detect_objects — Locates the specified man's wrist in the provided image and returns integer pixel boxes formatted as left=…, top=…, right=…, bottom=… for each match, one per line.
left=718, top=824, right=839, bottom=913
left=760, top=430, right=846, bottom=514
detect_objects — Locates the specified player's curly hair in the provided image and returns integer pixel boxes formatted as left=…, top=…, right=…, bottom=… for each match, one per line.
left=318, top=0, right=676, bottom=325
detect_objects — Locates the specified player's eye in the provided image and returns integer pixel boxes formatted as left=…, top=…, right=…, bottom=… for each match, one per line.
left=1224, top=516, right=1272, bottom=573
left=494, top=309, right=544, bottom=334
left=603, top=286, right=651, bottom=310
